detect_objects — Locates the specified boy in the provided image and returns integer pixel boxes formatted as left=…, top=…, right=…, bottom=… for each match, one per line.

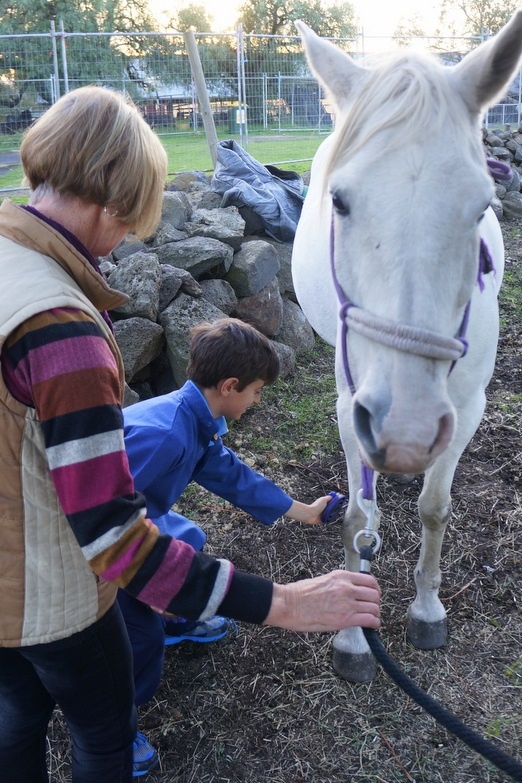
left=120, top=317, right=334, bottom=774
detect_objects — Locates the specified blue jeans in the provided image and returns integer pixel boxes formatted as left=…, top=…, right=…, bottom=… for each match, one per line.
left=117, top=590, right=165, bottom=707
left=117, top=510, right=206, bottom=707
left=0, top=601, right=137, bottom=783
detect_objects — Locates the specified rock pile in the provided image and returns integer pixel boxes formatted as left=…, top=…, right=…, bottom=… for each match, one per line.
left=102, top=172, right=315, bottom=405
left=484, top=125, right=522, bottom=218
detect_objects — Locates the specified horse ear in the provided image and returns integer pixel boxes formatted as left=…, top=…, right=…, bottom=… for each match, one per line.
left=295, top=20, right=364, bottom=111
left=451, top=8, right=522, bottom=113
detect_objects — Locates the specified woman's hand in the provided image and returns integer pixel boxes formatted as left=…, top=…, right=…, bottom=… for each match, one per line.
left=264, top=570, right=381, bottom=632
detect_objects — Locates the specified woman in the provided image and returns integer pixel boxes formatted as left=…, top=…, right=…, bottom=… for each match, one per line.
left=0, top=86, right=380, bottom=782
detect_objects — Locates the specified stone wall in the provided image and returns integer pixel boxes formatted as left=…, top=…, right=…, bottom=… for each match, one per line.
left=103, top=172, right=315, bottom=406
left=484, top=125, right=522, bottom=218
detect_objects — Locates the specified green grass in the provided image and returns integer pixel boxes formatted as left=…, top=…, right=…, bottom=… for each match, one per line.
left=229, top=340, right=339, bottom=463
left=0, top=129, right=323, bottom=201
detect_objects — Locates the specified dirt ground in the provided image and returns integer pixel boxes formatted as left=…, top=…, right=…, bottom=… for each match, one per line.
left=49, top=221, right=521, bottom=783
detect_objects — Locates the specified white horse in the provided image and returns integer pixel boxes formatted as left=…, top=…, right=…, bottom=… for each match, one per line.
left=292, top=11, right=522, bottom=682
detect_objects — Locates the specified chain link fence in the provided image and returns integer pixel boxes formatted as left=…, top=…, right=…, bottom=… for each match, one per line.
left=0, top=24, right=520, bottom=180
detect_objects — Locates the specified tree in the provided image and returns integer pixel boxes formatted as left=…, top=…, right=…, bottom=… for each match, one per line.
left=0, top=0, right=157, bottom=105
left=175, top=4, right=214, bottom=32
left=393, top=16, right=428, bottom=45
left=438, top=0, right=519, bottom=37
left=238, top=0, right=357, bottom=38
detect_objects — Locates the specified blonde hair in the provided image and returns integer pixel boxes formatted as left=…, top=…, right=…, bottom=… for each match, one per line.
left=20, top=86, right=168, bottom=238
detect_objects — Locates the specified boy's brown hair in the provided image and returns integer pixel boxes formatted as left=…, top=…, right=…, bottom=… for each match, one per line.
left=187, top=318, right=280, bottom=391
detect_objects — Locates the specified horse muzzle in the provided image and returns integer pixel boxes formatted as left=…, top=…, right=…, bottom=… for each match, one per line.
left=353, top=398, right=456, bottom=474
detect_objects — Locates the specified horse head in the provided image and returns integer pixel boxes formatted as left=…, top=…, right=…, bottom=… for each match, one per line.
left=293, top=12, right=522, bottom=475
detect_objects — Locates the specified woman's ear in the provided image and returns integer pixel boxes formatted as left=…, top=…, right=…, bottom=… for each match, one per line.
left=217, top=377, right=240, bottom=396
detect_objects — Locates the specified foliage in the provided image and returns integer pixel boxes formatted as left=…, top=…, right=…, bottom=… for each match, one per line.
left=438, top=0, right=519, bottom=36
left=393, top=15, right=430, bottom=44
left=176, top=4, right=214, bottom=32
left=0, top=1, right=158, bottom=105
left=157, top=3, right=215, bottom=32
left=238, top=0, right=357, bottom=38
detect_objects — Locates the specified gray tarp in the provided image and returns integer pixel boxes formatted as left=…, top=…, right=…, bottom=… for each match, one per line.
left=211, top=139, right=305, bottom=243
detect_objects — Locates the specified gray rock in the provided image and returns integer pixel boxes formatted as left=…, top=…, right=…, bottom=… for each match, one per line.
left=113, top=318, right=165, bottom=382
left=242, top=235, right=294, bottom=295
left=505, top=167, right=521, bottom=192
left=490, top=146, right=512, bottom=160
left=99, top=259, right=117, bottom=277
left=167, top=171, right=210, bottom=192
left=502, top=190, right=522, bottom=218
left=123, top=383, right=140, bottom=407
left=107, top=252, right=162, bottom=321
left=184, top=206, right=246, bottom=250
left=490, top=195, right=504, bottom=220
left=158, top=266, right=203, bottom=312
left=224, top=240, right=280, bottom=297
left=193, top=190, right=223, bottom=211
left=158, top=266, right=184, bottom=311
left=232, top=278, right=284, bottom=337
left=238, top=205, right=266, bottom=236
left=161, top=191, right=192, bottom=229
left=112, top=237, right=150, bottom=262
left=275, top=298, right=316, bottom=355
left=200, top=279, right=238, bottom=314
left=271, top=340, right=296, bottom=379
left=148, top=221, right=188, bottom=248
left=160, top=293, right=226, bottom=386
left=156, top=236, right=234, bottom=278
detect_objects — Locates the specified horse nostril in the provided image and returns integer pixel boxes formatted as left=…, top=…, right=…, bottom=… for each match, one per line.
left=430, top=412, right=455, bottom=456
left=353, top=401, right=385, bottom=466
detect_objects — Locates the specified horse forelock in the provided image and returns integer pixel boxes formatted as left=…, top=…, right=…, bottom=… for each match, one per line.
left=326, top=50, right=479, bottom=180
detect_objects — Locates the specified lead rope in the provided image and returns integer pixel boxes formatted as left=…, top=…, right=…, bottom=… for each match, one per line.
left=359, top=546, right=522, bottom=781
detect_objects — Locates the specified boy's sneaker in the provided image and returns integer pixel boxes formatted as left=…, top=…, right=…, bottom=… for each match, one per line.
left=133, top=731, right=158, bottom=777
left=164, top=615, right=237, bottom=646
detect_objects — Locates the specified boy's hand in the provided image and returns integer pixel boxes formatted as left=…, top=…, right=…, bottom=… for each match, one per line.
left=285, top=496, right=332, bottom=525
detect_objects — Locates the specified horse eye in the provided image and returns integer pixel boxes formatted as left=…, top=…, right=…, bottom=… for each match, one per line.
left=332, top=191, right=350, bottom=216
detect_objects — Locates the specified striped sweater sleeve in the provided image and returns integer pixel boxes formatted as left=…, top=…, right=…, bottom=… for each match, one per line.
left=2, top=307, right=273, bottom=623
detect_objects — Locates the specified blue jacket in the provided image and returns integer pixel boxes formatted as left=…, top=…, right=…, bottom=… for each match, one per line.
left=123, top=381, right=293, bottom=525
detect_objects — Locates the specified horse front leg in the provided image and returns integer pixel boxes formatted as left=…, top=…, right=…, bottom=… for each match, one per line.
left=406, top=446, right=461, bottom=649
left=332, top=384, right=381, bottom=681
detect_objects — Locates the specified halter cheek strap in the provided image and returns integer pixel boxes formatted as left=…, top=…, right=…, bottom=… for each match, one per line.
left=329, top=221, right=474, bottom=398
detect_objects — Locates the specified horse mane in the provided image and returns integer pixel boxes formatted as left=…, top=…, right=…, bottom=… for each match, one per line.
left=326, top=49, right=479, bottom=179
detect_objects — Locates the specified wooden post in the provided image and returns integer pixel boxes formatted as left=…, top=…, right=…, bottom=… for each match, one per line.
left=184, top=30, right=219, bottom=168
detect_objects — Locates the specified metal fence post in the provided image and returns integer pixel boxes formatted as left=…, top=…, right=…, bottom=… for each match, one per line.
left=236, top=24, right=248, bottom=149
left=50, top=20, right=60, bottom=100
left=60, top=20, right=69, bottom=94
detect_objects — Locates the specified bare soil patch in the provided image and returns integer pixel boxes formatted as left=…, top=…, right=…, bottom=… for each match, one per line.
left=50, top=221, right=521, bottom=783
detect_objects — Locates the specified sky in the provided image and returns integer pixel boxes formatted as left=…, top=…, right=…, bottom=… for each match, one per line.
left=150, top=0, right=442, bottom=37
left=351, top=0, right=440, bottom=38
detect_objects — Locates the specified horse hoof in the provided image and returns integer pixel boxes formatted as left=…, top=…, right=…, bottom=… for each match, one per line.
left=391, top=473, right=415, bottom=485
left=332, top=648, right=377, bottom=681
left=406, top=616, right=447, bottom=649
